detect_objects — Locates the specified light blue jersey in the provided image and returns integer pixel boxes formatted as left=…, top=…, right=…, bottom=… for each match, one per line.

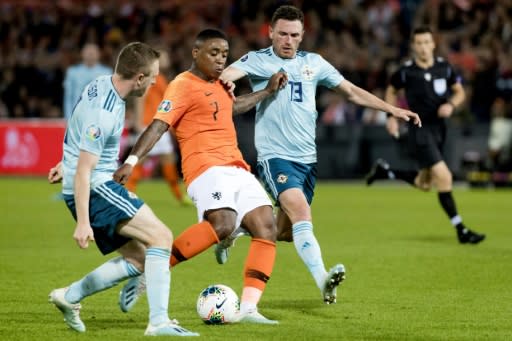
left=232, top=47, right=344, bottom=163
left=62, top=75, right=126, bottom=195
left=63, top=63, right=113, bottom=119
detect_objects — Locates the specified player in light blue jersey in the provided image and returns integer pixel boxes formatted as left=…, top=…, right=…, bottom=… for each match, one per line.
left=48, top=42, right=197, bottom=337
left=63, top=43, right=112, bottom=119
left=218, top=5, right=422, bottom=305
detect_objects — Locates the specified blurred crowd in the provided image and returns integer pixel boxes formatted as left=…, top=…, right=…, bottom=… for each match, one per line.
left=0, top=0, right=511, bottom=127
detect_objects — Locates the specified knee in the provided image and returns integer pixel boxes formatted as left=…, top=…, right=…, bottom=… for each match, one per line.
left=211, top=221, right=236, bottom=241
left=148, top=226, right=173, bottom=249
left=435, top=173, right=453, bottom=191
left=282, top=204, right=311, bottom=222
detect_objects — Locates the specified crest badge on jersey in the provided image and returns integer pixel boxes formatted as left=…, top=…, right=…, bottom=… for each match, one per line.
left=240, top=54, right=249, bottom=62
left=157, top=100, right=172, bottom=113
left=85, top=124, right=101, bottom=141
left=433, top=78, right=447, bottom=95
left=301, top=65, right=315, bottom=81
left=276, top=174, right=288, bottom=184
left=424, top=72, right=431, bottom=81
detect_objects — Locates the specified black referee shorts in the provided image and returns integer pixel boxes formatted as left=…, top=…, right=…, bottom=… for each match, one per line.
left=407, top=123, right=446, bottom=169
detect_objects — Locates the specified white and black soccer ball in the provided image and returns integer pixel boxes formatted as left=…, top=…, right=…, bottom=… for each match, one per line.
left=196, top=284, right=240, bottom=324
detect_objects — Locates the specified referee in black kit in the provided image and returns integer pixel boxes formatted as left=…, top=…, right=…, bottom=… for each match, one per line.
left=366, top=26, right=485, bottom=244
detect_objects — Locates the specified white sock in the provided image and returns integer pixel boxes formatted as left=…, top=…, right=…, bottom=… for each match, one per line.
left=240, top=287, right=262, bottom=314
left=292, top=221, right=327, bottom=290
left=451, top=215, right=462, bottom=226
left=145, top=247, right=171, bottom=326
left=65, top=256, right=140, bottom=303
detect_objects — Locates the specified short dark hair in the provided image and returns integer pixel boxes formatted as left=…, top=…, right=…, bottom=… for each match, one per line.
left=412, top=26, right=433, bottom=38
left=115, top=42, right=160, bottom=79
left=271, top=5, right=304, bottom=27
left=195, top=29, right=228, bottom=45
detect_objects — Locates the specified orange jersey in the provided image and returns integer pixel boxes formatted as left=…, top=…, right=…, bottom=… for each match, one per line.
left=154, top=71, right=249, bottom=185
left=142, top=73, right=168, bottom=126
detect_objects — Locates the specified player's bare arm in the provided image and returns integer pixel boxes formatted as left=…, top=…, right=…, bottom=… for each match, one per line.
left=233, top=72, right=288, bottom=115
left=48, top=161, right=63, bottom=184
left=74, top=151, right=98, bottom=249
left=438, top=82, right=465, bottom=118
left=220, top=65, right=246, bottom=83
left=336, top=80, right=422, bottom=127
left=384, top=85, right=400, bottom=138
left=113, top=119, right=169, bottom=185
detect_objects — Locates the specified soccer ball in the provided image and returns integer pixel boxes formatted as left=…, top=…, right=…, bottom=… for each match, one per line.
left=196, top=284, right=240, bottom=324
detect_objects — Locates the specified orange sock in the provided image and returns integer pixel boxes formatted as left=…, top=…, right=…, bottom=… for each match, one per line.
left=170, top=221, right=219, bottom=266
left=162, top=163, right=183, bottom=201
left=125, top=164, right=143, bottom=192
left=243, top=238, right=276, bottom=292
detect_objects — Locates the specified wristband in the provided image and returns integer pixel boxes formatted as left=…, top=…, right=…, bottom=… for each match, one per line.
left=125, top=155, right=139, bottom=166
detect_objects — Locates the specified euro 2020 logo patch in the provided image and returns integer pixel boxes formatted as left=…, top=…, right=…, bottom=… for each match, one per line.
left=157, top=100, right=172, bottom=113
left=85, top=125, right=101, bottom=141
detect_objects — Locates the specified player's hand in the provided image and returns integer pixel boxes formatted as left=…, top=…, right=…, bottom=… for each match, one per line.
left=265, top=72, right=288, bottom=94
left=113, top=163, right=133, bottom=185
left=438, top=103, right=454, bottom=118
left=389, top=107, right=422, bottom=127
left=73, top=222, right=95, bottom=249
left=220, top=79, right=236, bottom=101
left=48, top=162, right=63, bottom=184
left=386, top=116, right=400, bottom=139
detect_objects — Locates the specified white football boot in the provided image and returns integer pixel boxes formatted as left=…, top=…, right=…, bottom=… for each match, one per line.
left=322, top=264, right=346, bottom=304
left=48, top=287, right=86, bottom=332
left=119, top=274, right=146, bottom=313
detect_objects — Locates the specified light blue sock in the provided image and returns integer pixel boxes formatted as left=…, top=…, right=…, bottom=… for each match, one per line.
left=145, top=247, right=171, bottom=326
left=292, top=221, right=328, bottom=290
left=65, top=256, right=141, bottom=303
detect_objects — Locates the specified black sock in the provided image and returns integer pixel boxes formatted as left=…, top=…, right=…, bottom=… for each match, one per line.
left=390, top=169, right=418, bottom=186
left=438, top=191, right=464, bottom=231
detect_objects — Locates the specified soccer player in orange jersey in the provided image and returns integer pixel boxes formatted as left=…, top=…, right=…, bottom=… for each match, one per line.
left=124, top=50, right=191, bottom=206
left=114, top=29, right=287, bottom=324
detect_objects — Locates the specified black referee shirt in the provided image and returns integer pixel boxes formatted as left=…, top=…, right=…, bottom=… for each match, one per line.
left=389, top=57, right=461, bottom=124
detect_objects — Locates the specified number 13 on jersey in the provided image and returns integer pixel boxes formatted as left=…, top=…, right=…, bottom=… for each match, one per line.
left=288, top=81, right=303, bottom=102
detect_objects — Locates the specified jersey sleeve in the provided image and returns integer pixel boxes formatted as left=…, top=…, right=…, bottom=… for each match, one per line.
left=316, top=55, right=344, bottom=88
left=231, top=51, right=268, bottom=80
left=78, top=108, right=114, bottom=156
left=446, top=63, right=462, bottom=87
left=154, top=78, right=192, bottom=128
left=389, top=67, right=405, bottom=90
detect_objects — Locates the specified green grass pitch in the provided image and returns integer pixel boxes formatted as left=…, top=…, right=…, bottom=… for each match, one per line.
left=1, top=178, right=511, bottom=340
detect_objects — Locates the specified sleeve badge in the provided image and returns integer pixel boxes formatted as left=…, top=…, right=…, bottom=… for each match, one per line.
left=157, top=100, right=172, bottom=113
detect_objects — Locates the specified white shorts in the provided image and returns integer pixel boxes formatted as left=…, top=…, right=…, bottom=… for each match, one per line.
left=187, top=166, right=272, bottom=228
left=148, top=131, right=174, bottom=156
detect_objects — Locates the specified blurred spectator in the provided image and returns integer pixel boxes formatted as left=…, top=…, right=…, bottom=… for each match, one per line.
left=488, top=46, right=512, bottom=171
left=0, top=0, right=510, bottom=122
left=62, top=43, right=112, bottom=119
left=320, top=92, right=358, bottom=126
left=487, top=98, right=512, bottom=171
